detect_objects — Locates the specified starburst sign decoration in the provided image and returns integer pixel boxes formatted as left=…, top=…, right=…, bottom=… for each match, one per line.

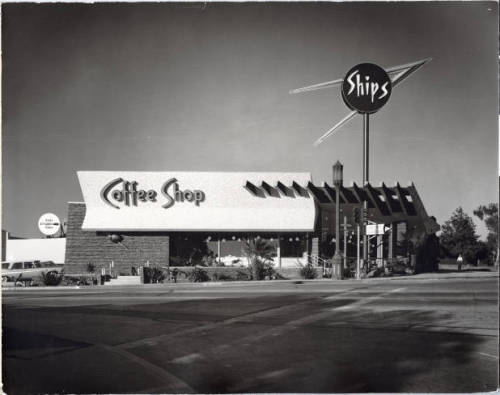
left=290, top=58, right=432, bottom=146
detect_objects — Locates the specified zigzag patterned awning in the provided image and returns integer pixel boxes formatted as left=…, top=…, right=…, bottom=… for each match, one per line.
left=243, top=179, right=427, bottom=219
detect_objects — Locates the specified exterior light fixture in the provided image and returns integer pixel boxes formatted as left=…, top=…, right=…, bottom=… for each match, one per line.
left=333, top=161, right=344, bottom=187
left=108, top=234, right=123, bottom=244
left=108, top=234, right=128, bottom=249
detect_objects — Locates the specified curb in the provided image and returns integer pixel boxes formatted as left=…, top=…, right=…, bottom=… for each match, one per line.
left=1, top=271, right=497, bottom=292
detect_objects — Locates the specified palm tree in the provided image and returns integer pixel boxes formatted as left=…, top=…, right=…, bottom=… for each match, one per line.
left=242, top=238, right=275, bottom=280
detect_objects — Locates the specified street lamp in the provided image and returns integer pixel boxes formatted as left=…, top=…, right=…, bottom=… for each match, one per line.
left=332, top=161, right=343, bottom=279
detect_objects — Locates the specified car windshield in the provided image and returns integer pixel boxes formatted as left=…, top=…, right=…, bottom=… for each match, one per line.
left=1, top=263, right=10, bottom=269
left=41, top=261, right=56, bottom=267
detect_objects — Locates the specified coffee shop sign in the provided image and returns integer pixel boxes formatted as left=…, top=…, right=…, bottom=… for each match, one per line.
left=100, top=178, right=205, bottom=209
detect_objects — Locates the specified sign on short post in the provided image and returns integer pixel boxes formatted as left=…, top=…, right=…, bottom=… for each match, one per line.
left=38, top=213, right=61, bottom=236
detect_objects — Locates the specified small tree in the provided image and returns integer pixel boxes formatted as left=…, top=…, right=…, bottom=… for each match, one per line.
left=243, top=238, right=275, bottom=280
left=474, top=203, right=498, bottom=264
left=440, top=207, right=479, bottom=263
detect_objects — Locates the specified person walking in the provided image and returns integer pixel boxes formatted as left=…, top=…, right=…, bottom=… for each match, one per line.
left=457, top=254, right=463, bottom=272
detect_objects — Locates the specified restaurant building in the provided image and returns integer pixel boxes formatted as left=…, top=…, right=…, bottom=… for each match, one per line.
left=64, top=169, right=439, bottom=274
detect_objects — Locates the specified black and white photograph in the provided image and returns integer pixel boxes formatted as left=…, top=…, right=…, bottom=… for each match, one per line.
left=1, top=2, right=499, bottom=394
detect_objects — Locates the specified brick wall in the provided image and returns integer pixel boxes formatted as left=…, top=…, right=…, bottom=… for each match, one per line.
left=65, top=203, right=169, bottom=274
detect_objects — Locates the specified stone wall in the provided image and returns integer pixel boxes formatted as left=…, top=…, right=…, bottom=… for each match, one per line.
left=65, top=203, right=169, bottom=274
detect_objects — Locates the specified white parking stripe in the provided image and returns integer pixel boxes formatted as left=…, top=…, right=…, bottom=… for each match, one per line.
left=332, top=287, right=406, bottom=311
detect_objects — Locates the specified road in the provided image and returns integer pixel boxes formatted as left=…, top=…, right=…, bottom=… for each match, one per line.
left=2, top=274, right=499, bottom=394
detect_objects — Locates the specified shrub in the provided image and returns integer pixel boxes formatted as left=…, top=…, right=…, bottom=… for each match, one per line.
left=247, top=258, right=275, bottom=280
left=273, top=271, right=287, bottom=280
left=143, top=267, right=166, bottom=283
left=299, top=263, right=318, bottom=279
left=41, top=270, right=64, bottom=286
left=212, top=272, right=233, bottom=281
left=187, top=266, right=210, bottom=282
left=235, top=270, right=252, bottom=281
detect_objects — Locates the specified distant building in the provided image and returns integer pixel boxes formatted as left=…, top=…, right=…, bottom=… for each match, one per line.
left=2, top=230, right=66, bottom=263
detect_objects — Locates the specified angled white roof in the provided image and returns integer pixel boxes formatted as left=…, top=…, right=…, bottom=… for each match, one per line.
left=77, top=171, right=316, bottom=232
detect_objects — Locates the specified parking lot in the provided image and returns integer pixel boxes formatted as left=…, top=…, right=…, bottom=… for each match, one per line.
left=2, top=274, right=498, bottom=394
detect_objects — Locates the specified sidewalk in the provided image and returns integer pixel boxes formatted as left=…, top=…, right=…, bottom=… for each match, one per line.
left=364, top=270, right=498, bottom=282
left=2, top=269, right=498, bottom=292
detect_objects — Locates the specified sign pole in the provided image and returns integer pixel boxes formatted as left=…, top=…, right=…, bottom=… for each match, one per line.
left=363, top=113, right=369, bottom=185
left=362, top=113, right=370, bottom=274
left=356, top=224, right=361, bottom=279
left=343, top=216, right=348, bottom=275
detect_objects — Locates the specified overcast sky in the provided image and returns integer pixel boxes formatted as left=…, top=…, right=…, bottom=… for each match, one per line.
left=2, top=2, right=498, bottom=238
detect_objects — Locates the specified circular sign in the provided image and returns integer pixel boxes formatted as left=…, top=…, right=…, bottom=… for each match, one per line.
left=38, top=213, right=61, bottom=236
left=341, top=63, right=392, bottom=114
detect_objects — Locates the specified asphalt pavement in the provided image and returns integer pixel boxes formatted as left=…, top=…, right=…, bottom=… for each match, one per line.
left=2, top=273, right=499, bottom=394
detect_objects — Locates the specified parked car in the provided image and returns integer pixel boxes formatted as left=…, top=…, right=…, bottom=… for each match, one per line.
left=1, top=260, right=64, bottom=282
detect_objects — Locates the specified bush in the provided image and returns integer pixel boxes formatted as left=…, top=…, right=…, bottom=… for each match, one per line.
left=143, top=267, right=166, bottom=283
left=41, top=270, right=64, bottom=286
left=248, top=258, right=275, bottom=280
left=64, top=275, right=95, bottom=286
left=212, top=272, right=233, bottom=281
left=299, top=263, right=318, bottom=279
left=235, top=270, right=252, bottom=281
left=187, top=266, right=210, bottom=282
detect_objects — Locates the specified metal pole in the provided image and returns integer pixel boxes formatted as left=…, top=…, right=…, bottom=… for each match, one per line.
left=362, top=113, right=370, bottom=272
left=332, top=184, right=343, bottom=279
left=277, top=233, right=281, bottom=269
left=363, top=113, right=369, bottom=184
left=217, top=235, right=221, bottom=265
left=356, top=224, right=360, bottom=279
left=388, top=224, right=394, bottom=262
left=344, top=216, right=348, bottom=276
left=335, top=186, right=341, bottom=278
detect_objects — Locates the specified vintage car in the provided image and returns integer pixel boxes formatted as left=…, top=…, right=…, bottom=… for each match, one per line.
left=1, top=260, right=63, bottom=283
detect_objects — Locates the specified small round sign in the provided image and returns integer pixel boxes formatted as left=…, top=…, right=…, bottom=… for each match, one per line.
left=38, top=213, right=61, bottom=236
left=341, top=63, right=392, bottom=114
